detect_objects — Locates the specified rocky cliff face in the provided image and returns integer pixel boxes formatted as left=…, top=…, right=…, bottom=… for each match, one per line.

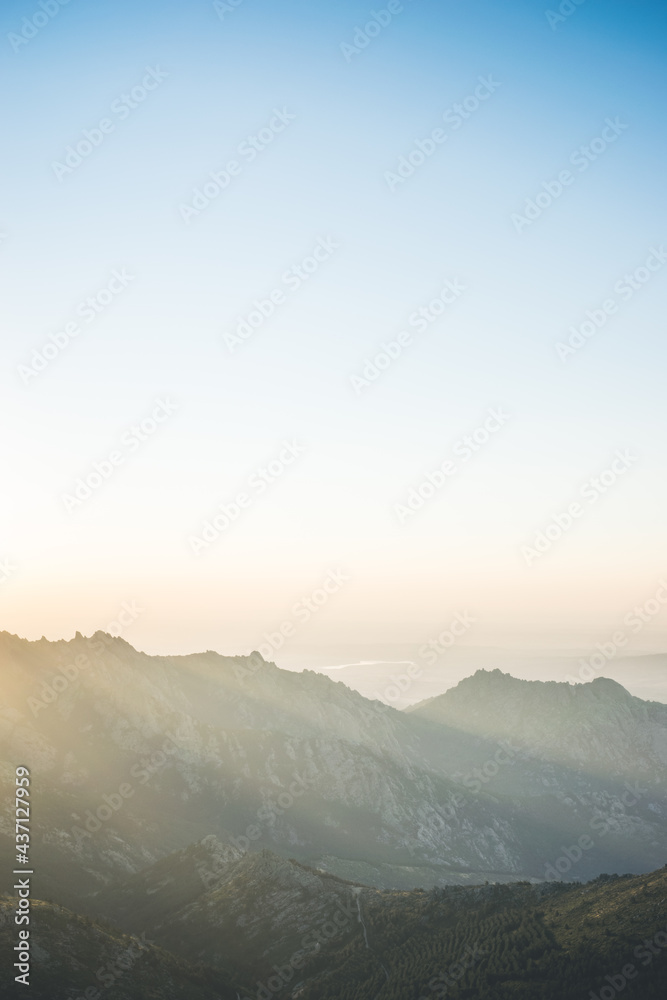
left=92, top=837, right=374, bottom=981
left=410, top=669, right=667, bottom=784
left=1, top=633, right=666, bottom=899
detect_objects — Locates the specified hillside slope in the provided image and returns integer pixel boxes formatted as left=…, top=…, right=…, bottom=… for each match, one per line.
left=1, top=633, right=666, bottom=895
left=0, top=895, right=234, bottom=1000
left=410, top=669, right=667, bottom=784
left=8, top=861, right=665, bottom=1000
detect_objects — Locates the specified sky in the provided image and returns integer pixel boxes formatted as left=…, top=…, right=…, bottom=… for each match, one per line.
left=2, top=0, right=667, bottom=662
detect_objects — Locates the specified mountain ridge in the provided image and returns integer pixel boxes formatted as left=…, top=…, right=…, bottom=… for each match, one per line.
left=5, top=864, right=667, bottom=999
left=2, top=631, right=666, bottom=901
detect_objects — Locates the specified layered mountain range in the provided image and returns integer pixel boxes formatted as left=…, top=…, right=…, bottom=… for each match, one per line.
left=1, top=631, right=666, bottom=901
left=2, top=630, right=667, bottom=997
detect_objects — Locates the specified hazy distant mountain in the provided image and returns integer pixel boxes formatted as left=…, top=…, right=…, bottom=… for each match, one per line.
left=312, top=647, right=591, bottom=710
left=311, top=647, right=667, bottom=708
left=1, top=631, right=667, bottom=904
left=0, top=632, right=543, bottom=895
left=3, top=632, right=667, bottom=997
left=410, top=669, right=667, bottom=785
left=604, top=653, right=667, bottom=703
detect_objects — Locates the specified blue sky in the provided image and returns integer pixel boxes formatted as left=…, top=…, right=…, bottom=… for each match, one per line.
left=2, top=0, right=666, bottom=657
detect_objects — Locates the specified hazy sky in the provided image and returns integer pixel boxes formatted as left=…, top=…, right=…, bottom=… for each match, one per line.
left=2, top=0, right=667, bottom=658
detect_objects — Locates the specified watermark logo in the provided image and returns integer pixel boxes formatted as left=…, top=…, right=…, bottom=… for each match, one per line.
left=224, top=237, right=339, bottom=353
left=18, top=269, right=135, bottom=384
left=8, top=0, right=74, bottom=54
left=52, top=68, right=168, bottom=180
left=385, top=76, right=501, bottom=191
left=556, top=247, right=667, bottom=360
left=521, top=450, right=636, bottom=566
left=395, top=408, right=510, bottom=524
left=350, top=279, right=466, bottom=393
left=189, top=440, right=305, bottom=554
left=179, top=108, right=296, bottom=224
left=512, top=119, right=628, bottom=233
left=62, top=398, right=178, bottom=512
